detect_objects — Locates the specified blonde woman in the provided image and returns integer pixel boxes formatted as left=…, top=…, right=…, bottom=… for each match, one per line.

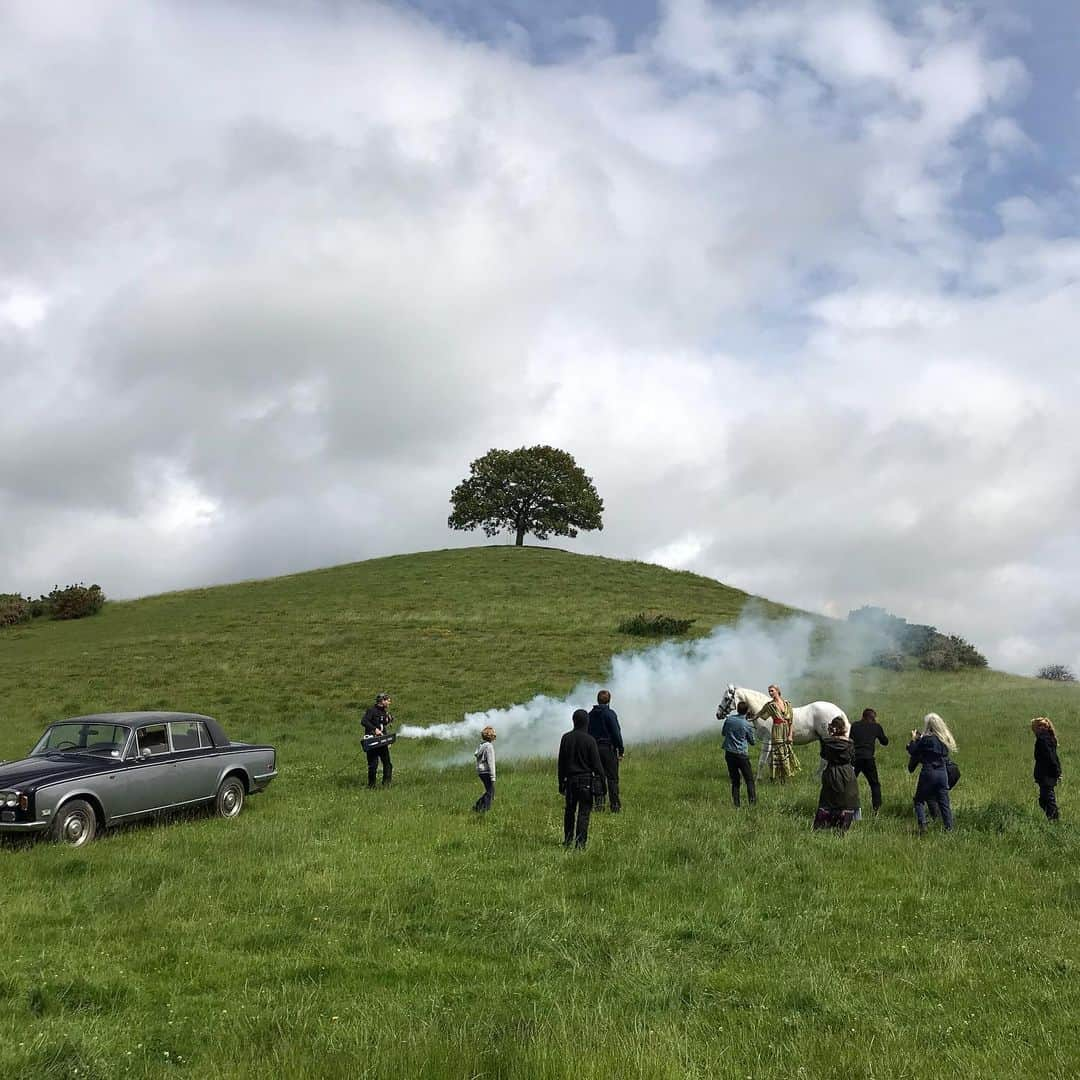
left=1031, top=717, right=1061, bottom=821
left=757, top=684, right=800, bottom=782
left=906, top=713, right=957, bottom=834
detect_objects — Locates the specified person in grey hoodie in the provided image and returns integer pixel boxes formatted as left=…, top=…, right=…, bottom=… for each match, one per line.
left=473, top=726, right=496, bottom=812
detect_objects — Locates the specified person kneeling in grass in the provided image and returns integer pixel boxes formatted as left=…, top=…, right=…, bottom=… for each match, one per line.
left=814, top=716, right=859, bottom=832
left=473, top=726, right=496, bottom=812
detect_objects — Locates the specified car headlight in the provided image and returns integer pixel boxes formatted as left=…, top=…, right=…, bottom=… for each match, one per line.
left=1, top=792, right=16, bottom=807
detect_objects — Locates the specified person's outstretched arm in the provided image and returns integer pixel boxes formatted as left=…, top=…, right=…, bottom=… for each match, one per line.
left=609, top=710, right=624, bottom=755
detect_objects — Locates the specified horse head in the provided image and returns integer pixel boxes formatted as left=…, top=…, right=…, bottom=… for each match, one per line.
left=718, top=683, right=737, bottom=716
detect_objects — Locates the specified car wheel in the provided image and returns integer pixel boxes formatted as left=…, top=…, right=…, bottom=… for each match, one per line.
left=51, top=799, right=97, bottom=847
left=215, top=776, right=245, bottom=819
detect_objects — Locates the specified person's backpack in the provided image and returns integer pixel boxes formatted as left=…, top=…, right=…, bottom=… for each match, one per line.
left=945, top=758, right=960, bottom=789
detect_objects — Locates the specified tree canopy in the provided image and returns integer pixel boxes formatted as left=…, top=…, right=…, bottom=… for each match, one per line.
left=448, top=446, right=604, bottom=547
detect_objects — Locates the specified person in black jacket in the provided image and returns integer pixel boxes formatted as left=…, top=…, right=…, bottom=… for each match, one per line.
left=588, top=689, right=625, bottom=813
left=361, top=692, right=394, bottom=788
left=1031, top=716, right=1061, bottom=820
left=558, top=709, right=604, bottom=849
left=849, top=707, right=889, bottom=812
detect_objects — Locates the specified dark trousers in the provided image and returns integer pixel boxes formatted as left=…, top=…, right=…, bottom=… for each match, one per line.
left=473, top=774, right=495, bottom=812
left=725, top=751, right=756, bottom=807
left=854, top=756, right=882, bottom=810
left=914, top=768, right=952, bottom=831
left=596, top=742, right=621, bottom=812
left=1038, top=780, right=1060, bottom=820
left=366, top=747, right=392, bottom=787
left=563, top=779, right=594, bottom=848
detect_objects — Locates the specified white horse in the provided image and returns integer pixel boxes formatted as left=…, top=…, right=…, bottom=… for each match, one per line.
left=717, top=684, right=849, bottom=778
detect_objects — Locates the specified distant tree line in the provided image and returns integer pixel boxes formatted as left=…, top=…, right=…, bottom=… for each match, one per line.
left=847, top=605, right=988, bottom=672
left=0, top=584, right=106, bottom=628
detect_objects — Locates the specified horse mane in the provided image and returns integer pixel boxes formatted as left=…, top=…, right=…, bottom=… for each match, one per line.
left=735, top=686, right=771, bottom=714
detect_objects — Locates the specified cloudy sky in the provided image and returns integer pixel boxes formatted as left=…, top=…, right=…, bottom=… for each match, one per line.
left=3, top=0, right=1079, bottom=674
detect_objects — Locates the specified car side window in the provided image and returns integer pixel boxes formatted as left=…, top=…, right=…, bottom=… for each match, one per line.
left=170, top=721, right=209, bottom=751
left=136, top=725, right=170, bottom=756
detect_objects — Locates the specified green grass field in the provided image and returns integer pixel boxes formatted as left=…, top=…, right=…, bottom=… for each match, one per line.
left=1, top=547, right=1077, bottom=1079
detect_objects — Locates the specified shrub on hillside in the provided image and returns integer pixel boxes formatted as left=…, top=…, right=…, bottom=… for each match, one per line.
left=27, top=595, right=50, bottom=619
left=617, top=613, right=696, bottom=637
left=919, top=649, right=960, bottom=673
left=46, top=583, right=106, bottom=620
left=847, top=606, right=987, bottom=671
left=871, top=651, right=906, bottom=672
left=0, top=593, right=31, bottom=628
left=1037, top=664, right=1077, bottom=682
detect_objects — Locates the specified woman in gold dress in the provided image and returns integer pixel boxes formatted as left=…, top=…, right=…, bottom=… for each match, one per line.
left=756, top=684, right=800, bottom=781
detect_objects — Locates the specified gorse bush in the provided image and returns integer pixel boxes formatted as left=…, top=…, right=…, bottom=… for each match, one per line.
left=26, top=596, right=50, bottom=619
left=871, top=650, right=906, bottom=672
left=848, top=605, right=987, bottom=671
left=0, top=584, right=106, bottom=628
left=617, top=612, right=696, bottom=637
left=0, top=594, right=31, bottom=628
left=47, top=583, right=105, bottom=620
left=1037, top=664, right=1077, bottom=682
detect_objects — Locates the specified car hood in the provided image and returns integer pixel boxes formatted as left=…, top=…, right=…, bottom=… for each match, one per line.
left=0, top=755, right=107, bottom=789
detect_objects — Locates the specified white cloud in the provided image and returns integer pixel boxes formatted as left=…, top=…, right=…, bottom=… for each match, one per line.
left=3, top=0, right=1078, bottom=676
left=0, top=287, right=48, bottom=331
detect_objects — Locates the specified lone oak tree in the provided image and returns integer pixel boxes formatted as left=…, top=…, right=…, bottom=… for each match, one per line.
left=448, top=446, right=604, bottom=547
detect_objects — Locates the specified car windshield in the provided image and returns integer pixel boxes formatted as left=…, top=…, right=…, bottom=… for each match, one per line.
left=31, top=722, right=131, bottom=758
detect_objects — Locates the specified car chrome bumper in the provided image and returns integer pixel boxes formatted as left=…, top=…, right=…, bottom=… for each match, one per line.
left=253, top=769, right=278, bottom=785
left=0, top=821, right=49, bottom=832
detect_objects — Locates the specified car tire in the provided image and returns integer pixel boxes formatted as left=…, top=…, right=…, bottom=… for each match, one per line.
left=215, top=776, right=245, bottom=819
left=51, top=799, right=98, bottom=847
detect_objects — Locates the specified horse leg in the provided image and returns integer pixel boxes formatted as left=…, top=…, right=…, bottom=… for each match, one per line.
left=813, top=720, right=827, bottom=777
left=757, top=734, right=771, bottom=780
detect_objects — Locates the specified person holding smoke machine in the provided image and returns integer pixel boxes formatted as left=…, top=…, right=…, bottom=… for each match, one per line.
left=588, top=689, right=624, bottom=812
left=361, top=692, right=394, bottom=788
left=558, top=709, right=605, bottom=849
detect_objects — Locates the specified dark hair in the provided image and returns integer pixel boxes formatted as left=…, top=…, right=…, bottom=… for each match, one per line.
left=828, top=716, right=846, bottom=736
left=572, top=709, right=590, bottom=729
left=597, top=690, right=611, bottom=705
left=375, top=692, right=391, bottom=704
left=861, top=707, right=876, bottom=723
left=736, top=701, right=749, bottom=715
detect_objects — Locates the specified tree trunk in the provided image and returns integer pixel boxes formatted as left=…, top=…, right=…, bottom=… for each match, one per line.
left=515, top=521, right=526, bottom=546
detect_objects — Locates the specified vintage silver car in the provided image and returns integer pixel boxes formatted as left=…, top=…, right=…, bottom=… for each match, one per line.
left=0, top=711, right=277, bottom=846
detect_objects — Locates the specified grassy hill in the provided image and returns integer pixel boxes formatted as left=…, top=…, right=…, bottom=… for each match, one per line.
left=1, top=547, right=1077, bottom=1079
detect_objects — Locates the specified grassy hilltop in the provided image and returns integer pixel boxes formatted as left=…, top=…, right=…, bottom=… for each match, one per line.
left=0, top=547, right=1077, bottom=1080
